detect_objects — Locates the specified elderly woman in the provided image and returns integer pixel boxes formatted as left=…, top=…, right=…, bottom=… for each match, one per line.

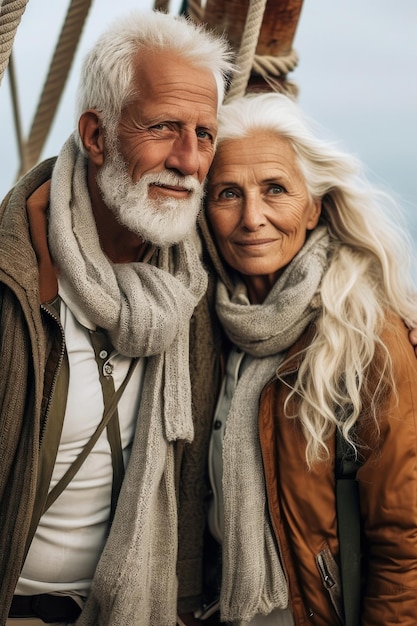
left=196, top=93, right=417, bottom=626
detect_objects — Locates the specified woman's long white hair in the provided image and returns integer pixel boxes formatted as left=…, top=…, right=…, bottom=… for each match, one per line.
left=215, top=92, right=417, bottom=465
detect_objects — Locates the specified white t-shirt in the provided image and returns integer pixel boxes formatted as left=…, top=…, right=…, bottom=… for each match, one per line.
left=16, top=288, right=145, bottom=596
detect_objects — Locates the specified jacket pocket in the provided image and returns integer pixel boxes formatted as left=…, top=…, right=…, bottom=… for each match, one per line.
left=315, top=545, right=344, bottom=624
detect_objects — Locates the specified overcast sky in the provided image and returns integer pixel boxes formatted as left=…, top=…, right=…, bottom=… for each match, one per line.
left=1, top=0, right=416, bottom=243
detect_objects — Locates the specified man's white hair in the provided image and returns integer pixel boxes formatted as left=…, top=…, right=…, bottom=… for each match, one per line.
left=74, top=9, right=234, bottom=150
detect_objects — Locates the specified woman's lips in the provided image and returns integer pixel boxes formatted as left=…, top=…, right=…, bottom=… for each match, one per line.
left=234, top=238, right=277, bottom=246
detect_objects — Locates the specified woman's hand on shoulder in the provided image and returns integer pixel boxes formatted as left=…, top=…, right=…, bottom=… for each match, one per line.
left=26, top=179, right=51, bottom=214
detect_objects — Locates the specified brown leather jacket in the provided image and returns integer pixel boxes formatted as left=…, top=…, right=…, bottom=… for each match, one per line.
left=259, top=315, right=417, bottom=625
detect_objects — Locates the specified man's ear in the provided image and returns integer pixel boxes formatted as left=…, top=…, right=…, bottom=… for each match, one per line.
left=78, top=110, right=105, bottom=166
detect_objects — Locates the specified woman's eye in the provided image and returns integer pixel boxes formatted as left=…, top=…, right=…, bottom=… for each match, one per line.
left=269, top=185, right=285, bottom=195
left=219, top=189, right=237, bottom=199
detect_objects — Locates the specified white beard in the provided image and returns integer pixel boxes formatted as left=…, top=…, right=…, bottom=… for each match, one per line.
left=96, top=150, right=204, bottom=247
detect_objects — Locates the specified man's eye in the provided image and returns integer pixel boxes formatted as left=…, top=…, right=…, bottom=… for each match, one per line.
left=197, top=129, right=213, bottom=141
left=150, top=123, right=169, bottom=131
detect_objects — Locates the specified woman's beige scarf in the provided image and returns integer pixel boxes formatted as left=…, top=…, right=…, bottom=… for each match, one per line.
left=215, top=226, right=330, bottom=622
left=48, top=134, right=208, bottom=625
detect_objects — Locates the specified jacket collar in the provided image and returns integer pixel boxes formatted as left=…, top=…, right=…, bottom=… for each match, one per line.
left=0, top=158, right=57, bottom=303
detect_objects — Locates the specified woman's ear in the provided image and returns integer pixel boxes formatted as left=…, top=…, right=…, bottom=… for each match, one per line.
left=78, top=110, right=105, bottom=166
left=306, top=198, right=322, bottom=230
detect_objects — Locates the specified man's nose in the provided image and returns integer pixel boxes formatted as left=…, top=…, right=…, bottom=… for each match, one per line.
left=165, top=132, right=200, bottom=177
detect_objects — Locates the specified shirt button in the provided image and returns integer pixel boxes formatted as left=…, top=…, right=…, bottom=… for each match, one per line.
left=99, top=350, right=108, bottom=359
left=214, top=420, right=222, bottom=430
left=103, top=362, right=113, bottom=376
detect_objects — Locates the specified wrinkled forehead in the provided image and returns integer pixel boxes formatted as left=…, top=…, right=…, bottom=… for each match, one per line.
left=131, top=49, right=219, bottom=115
left=209, top=131, right=297, bottom=174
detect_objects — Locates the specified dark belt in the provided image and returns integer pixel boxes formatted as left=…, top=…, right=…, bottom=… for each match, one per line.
left=9, top=594, right=82, bottom=623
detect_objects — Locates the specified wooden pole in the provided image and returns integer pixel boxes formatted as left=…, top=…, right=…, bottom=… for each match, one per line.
left=202, top=0, right=304, bottom=93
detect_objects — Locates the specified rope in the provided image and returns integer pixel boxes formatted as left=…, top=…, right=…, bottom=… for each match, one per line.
left=253, top=49, right=299, bottom=78
left=7, top=51, right=27, bottom=171
left=0, top=0, right=28, bottom=87
left=19, top=0, right=93, bottom=177
left=225, top=0, right=268, bottom=102
left=252, top=49, right=299, bottom=94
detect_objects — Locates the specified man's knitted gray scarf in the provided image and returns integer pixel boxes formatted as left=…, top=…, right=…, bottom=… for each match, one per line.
left=215, top=226, right=329, bottom=623
left=48, top=134, right=208, bottom=625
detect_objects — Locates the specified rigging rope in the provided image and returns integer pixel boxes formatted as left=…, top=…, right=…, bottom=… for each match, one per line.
left=252, top=48, right=299, bottom=94
left=0, top=0, right=28, bottom=87
left=7, top=51, right=26, bottom=171
left=225, top=0, right=268, bottom=102
left=19, top=0, right=93, bottom=177
left=253, top=49, right=298, bottom=79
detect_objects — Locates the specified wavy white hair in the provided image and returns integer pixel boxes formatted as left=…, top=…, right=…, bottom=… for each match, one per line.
left=214, top=92, right=417, bottom=465
left=74, top=10, right=234, bottom=151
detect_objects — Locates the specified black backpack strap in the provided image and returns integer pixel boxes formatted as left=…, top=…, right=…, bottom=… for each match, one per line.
left=335, top=428, right=362, bottom=626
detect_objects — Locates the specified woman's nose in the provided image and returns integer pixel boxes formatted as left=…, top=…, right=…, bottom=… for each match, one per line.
left=241, top=194, right=266, bottom=230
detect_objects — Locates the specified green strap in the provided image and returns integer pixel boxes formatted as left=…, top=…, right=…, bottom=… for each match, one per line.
left=44, top=342, right=138, bottom=515
left=336, top=429, right=362, bottom=626
left=89, top=328, right=127, bottom=520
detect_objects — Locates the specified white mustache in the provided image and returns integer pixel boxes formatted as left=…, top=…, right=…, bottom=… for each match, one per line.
left=140, top=171, right=202, bottom=193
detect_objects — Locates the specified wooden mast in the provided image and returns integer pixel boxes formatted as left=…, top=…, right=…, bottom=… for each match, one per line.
left=189, top=0, right=305, bottom=95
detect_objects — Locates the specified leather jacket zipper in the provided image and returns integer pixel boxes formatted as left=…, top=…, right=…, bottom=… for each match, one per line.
left=39, top=302, right=65, bottom=448
left=317, top=552, right=336, bottom=588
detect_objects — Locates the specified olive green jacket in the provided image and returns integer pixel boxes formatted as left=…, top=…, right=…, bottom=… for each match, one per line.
left=0, top=160, right=220, bottom=623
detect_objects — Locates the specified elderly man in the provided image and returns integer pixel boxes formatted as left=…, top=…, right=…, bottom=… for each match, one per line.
left=0, top=10, right=233, bottom=626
